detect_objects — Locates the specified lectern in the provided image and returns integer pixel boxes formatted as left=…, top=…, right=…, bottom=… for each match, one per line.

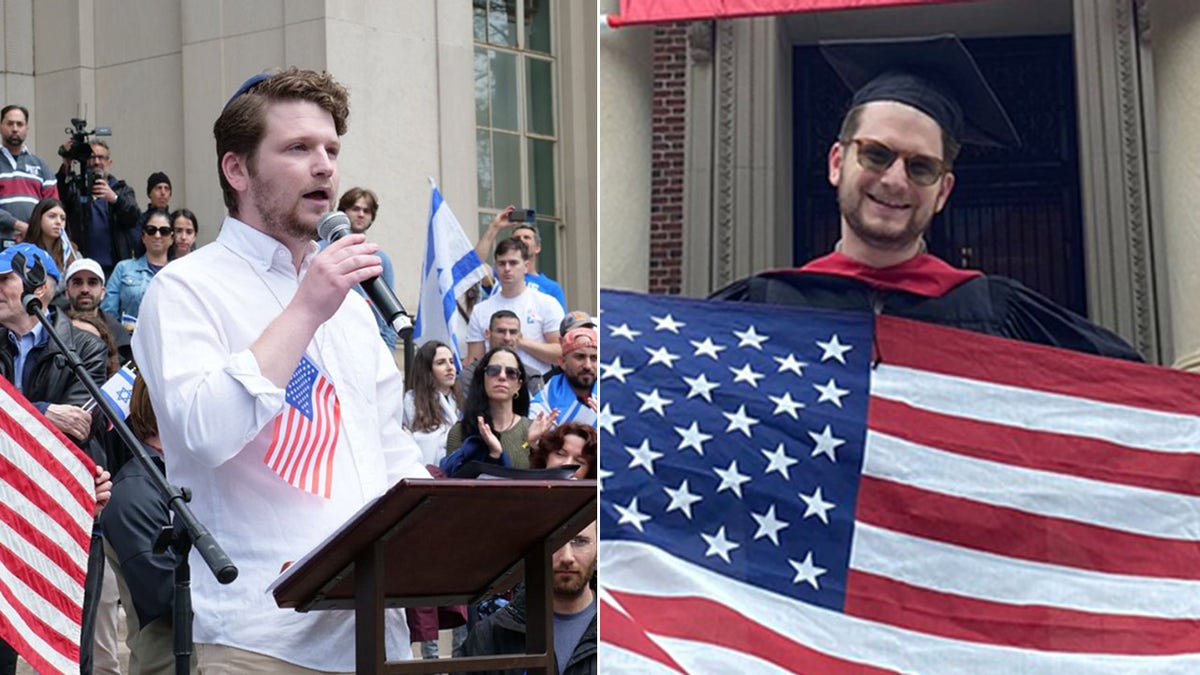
left=272, top=478, right=597, bottom=674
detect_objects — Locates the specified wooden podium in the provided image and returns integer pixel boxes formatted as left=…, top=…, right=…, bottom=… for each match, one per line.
left=272, top=478, right=597, bottom=674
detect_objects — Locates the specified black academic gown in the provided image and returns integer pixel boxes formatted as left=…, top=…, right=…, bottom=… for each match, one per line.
left=712, top=270, right=1143, bottom=362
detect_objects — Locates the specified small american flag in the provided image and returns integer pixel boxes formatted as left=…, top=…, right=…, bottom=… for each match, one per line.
left=0, top=375, right=96, bottom=674
left=599, top=289, right=1200, bottom=674
left=264, top=355, right=341, bottom=499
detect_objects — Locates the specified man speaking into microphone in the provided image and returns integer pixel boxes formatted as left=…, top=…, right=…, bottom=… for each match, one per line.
left=132, top=68, right=430, bottom=673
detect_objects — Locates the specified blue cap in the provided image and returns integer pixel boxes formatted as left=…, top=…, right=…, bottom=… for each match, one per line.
left=224, top=73, right=273, bottom=109
left=0, top=243, right=61, bottom=282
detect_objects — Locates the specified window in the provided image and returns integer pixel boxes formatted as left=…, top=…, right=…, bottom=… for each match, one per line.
left=474, top=0, right=559, bottom=280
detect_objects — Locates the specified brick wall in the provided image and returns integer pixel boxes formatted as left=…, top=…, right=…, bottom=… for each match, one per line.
left=648, top=24, right=688, bottom=295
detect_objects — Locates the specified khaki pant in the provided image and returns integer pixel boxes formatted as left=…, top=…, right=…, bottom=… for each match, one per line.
left=195, top=644, right=353, bottom=674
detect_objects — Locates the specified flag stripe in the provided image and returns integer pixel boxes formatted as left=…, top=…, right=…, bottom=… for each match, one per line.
left=863, top=431, right=1200, bottom=542
left=868, top=396, right=1200, bottom=497
left=603, top=540, right=1200, bottom=674
left=320, top=394, right=340, bottom=499
left=875, top=314, right=1200, bottom=415
left=857, top=476, right=1200, bottom=579
left=609, top=589, right=898, bottom=675
left=846, top=570, right=1200, bottom=655
left=0, top=608, right=74, bottom=675
left=598, top=597, right=689, bottom=674
left=263, top=355, right=339, bottom=498
left=0, top=500, right=87, bottom=587
left=849, top=523, right=1200, bottom=619
left=873, top=364, right=1200, bottom=453
left=0, top=407, right=94, bottom=528
left=0, top=556, right=80, bottom=653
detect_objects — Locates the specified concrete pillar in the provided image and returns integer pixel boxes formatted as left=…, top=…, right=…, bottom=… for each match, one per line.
left=1148, top=1, right=1200, bottom=368
left=599, top=0, right=653, bottom=292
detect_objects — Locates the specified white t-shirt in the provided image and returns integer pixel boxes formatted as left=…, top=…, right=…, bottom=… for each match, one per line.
left=466, top=287, right=564, bottom=374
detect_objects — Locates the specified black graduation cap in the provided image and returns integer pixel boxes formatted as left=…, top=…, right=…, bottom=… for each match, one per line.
left=820, top=34, right=1020, bottom=148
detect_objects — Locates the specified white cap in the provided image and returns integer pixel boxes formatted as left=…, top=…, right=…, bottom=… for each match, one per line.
left=64, top=258, right=105, bottom=285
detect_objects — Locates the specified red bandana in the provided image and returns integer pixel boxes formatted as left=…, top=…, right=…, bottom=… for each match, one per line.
left=792, top=251, right=982, bottom=298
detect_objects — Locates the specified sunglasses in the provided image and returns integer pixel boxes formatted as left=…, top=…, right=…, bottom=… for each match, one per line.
left=144, top=226, right=175, bottom=237
left=844, top=137, right=949, bottom=187
left=484, top=365, right=521, bottom=380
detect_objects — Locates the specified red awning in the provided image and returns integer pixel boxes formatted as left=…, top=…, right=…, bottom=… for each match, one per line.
left=607, top=0, right=974, bottom=27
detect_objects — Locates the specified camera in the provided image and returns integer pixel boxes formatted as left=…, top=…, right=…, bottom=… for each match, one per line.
left=58, top=118, right=112, bottom=205
left=507, top=208, right=536, bottom=223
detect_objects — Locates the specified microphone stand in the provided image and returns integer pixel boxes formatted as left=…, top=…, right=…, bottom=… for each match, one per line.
left=395, top=318, right=414, bottom=379
left=14, top=255, right=237, bottom=675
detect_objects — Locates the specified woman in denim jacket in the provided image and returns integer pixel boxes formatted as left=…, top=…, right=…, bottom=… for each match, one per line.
left=102, top=209, right=172, bottom=326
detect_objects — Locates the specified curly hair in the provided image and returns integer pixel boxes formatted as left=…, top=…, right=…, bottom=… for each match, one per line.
left=213, top=67, right=350, bottom=214
left=461, top=347, right=529, bottom=438
left=405, top=341, right=462, bottom=433
left=530, top=422, right=596, bottom=479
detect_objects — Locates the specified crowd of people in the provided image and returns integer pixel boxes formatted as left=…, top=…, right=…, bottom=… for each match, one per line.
left=1, top=69, right=597, bottom=674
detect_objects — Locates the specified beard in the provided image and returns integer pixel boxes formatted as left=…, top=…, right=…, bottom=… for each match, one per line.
left=553, top=558, right=596, bottom=599
left=566, top=370, right=595, bottom=391
left=70, top=295, right=98, bottom=312
left=247, top=170, right=326, bottom=242
left=838, top=179, right=933, bottom=252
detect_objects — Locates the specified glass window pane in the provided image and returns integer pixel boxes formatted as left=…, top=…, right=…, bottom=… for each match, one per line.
left=527, top=0, right=552, bottom=54
left=491, top=50, right=519, bottom=131
left=493, top=132, right=522, bottom=209
left=476, top=130, right=493, bottom=208
left=527, top=137, right=556, bottom=217
left=526, top=57, right=554, bottom=136
left=488, top=0, right=516, bottom=47
left=474, top=48, right=490, bottom=127
left=534, top=217, right=557, bottom=282
left=473, top=0, right=487, bottom=42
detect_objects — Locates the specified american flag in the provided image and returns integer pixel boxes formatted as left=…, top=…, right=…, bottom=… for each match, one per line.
left=264, top=355, right=341, bottom=499
left=598, top=289, right=1200, bottom=674
left=0, top=375, right=96, bottom=674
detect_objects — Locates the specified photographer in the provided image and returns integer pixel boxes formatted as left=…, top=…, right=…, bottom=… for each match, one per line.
left=57, top=135, right=139, bottom=276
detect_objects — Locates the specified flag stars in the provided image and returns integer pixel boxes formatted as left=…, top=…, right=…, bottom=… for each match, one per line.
left=773, top=353, right=808, bottom=377
left=789, top=552, right=827, bottom=590
left=682, top=373, right=720, bottom=402
left=722, top=405, right=760, bottom=437
left=729, top=363, right=766, bottom=388
left=625, top=439, right=664, bottom=475
left=817, top=334, right=853, bottom=364
left=644, top=345, right=681, bottom=369
left=610, top=323, right=643, bottom=341
left=808, top=425, right=846, bottom=462
left=601, top=357, right=635, bottom=384
left=713, top=460, right=751, bottom=498
left=761, top=443, right=799, bottom=480
left=813, top=378, right=850, bottom=408
left=751, top=504, right=790, bottom=546
left=614, top=497, right=652, bottom=533
left=598, top=403, right=624, bottom=436
left=674, top=421, right=713, bottom=455
left=701, top=526, right=741, bottom=564
left=651, top=314, right=686, bottom=333
left=733, top=325, right=770, bottom=350
left=767, top=391, right=805, bottom=419
left=663, top=480, right=703, bottom=519
left=635, top=389, right=673, bottom=416
left=690, top=337, right=727, bottom=360
left=799, top=487, right=836, bottom=525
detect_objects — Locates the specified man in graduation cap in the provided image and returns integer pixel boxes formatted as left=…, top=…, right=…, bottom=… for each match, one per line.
left=713, top=35, right=1141, bottom=361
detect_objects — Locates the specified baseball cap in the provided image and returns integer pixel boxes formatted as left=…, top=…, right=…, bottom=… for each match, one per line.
left=65, top=258, right=106, bottom=285
left=559, top=310, right=597, bottom=335
left=0, top=243, right=60, bottom=281
left=561, top=327, right=598, bottom=355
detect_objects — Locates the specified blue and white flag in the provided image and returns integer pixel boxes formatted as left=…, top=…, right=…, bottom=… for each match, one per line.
left=414, top=179, right=489, bottom=366
left=98, top=363, right=137, bottom=419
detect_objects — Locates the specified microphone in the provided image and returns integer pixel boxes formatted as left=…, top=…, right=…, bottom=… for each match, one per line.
left=317, top=211, right=413, bottom=339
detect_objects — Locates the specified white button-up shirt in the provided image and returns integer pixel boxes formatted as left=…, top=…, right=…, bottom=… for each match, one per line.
left=132, top=216, right=429, bottom=670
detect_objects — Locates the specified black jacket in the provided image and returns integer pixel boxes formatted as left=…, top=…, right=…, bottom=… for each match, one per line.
left=0, top=306, right=109, bottom=412
left=57, top=168, right=141, bottom=264
left=458, top=586, right=597, bottom=675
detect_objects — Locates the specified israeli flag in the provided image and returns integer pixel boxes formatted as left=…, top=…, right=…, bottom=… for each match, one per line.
left=413, top=178, right=489, bottom=367
left=99, top=363, right=137, bottom=419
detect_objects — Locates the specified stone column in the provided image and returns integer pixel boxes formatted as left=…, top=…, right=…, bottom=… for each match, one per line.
left=599, top=0, right=653, bottom=292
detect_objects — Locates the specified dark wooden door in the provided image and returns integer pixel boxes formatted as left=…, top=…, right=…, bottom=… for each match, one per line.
left=792, top=35, right=1086, bottom=315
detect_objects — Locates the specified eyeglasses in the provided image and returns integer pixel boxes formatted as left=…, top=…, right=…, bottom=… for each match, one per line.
left=89, top=154, right=110, bottom=161
left=144, top=226, right=175, bottom=237
left=484, top=365, right=521, bottom=380
left=844, top=137, right=949, bottom=187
